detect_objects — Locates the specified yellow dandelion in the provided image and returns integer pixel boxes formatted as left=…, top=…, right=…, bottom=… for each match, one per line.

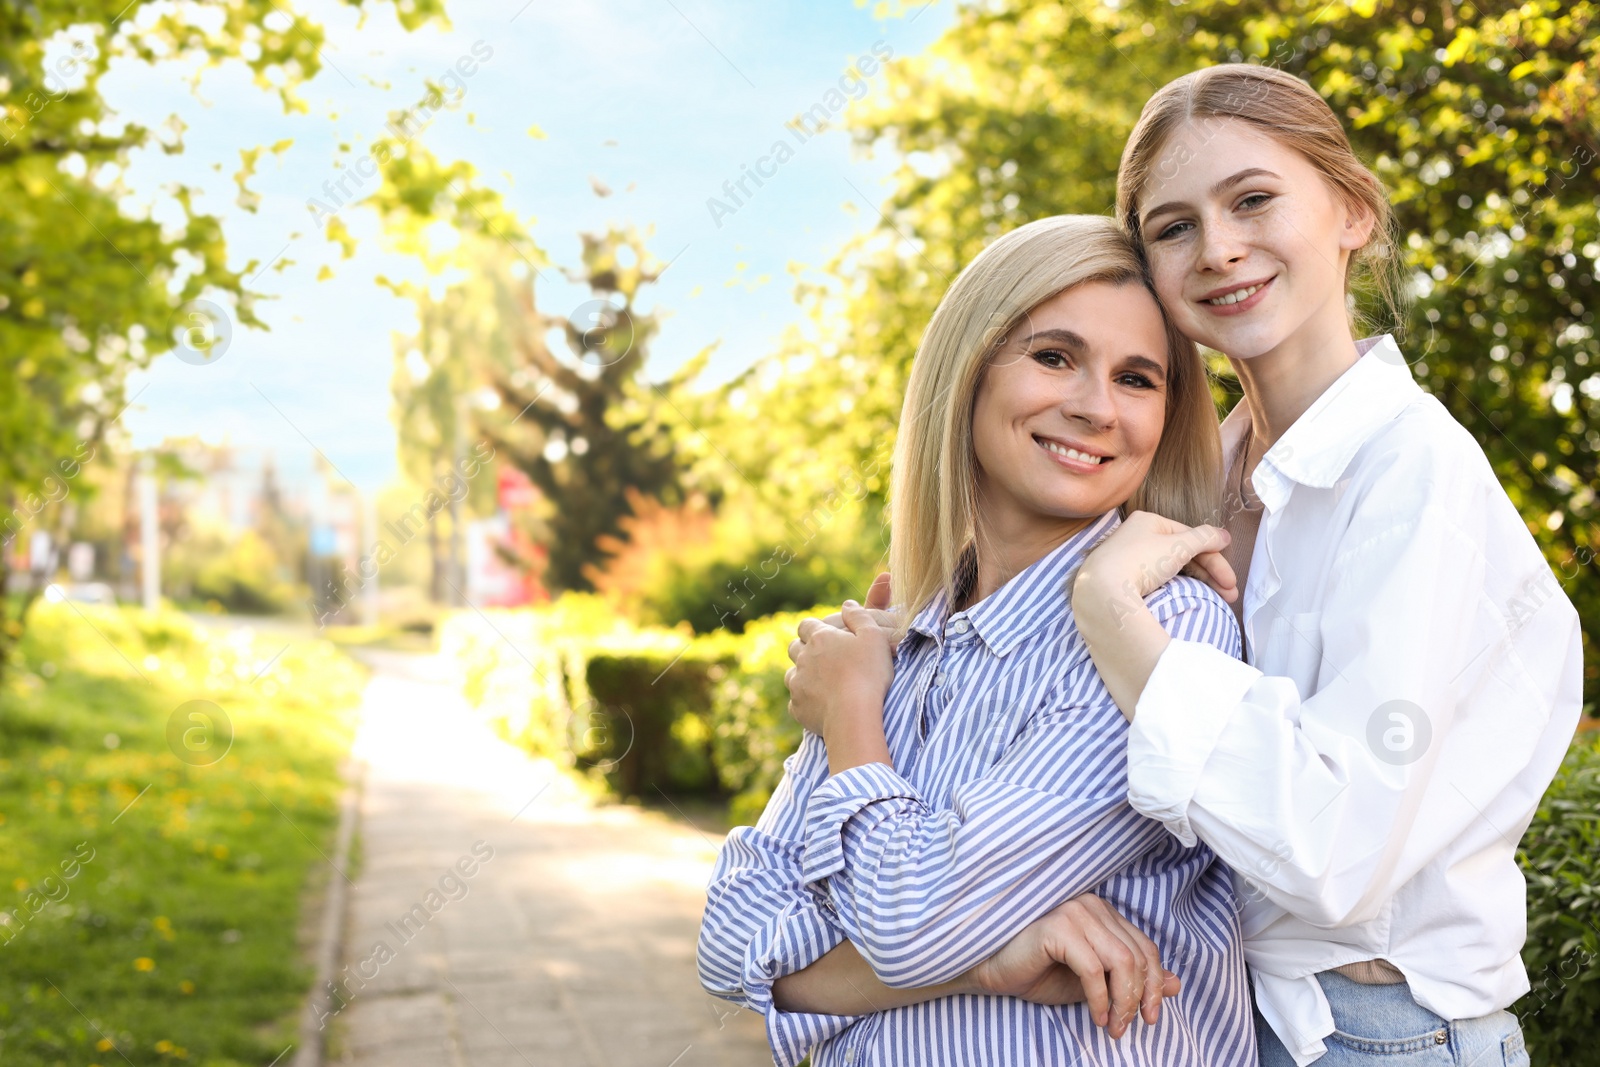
left=134, top=957, right=155, bottom=972
left=179, top=979, right=195, bottom=994
left=96, top=1037, right=114, bottom=1051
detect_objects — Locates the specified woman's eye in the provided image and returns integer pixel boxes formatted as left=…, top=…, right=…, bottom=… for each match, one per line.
left=1238, top=193, right=1272, bottom=211
left=1032, top=349, right=1069, bottom=368
left=1117, top=373, right=1156, bottom=389
left=1154, top=220, right=1191, bottom=241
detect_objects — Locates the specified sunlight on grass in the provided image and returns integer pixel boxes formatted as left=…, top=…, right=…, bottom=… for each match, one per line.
left=0, top=602, right=366, bottom=1066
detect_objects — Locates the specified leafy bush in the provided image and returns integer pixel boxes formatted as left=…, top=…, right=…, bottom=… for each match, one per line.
left=582, top=633, right=736, bottom=797
left=1517, top=732, right=1600, bottom=1066
left=704, top=610, right=817, bottom=825
left=643, top=547, right=856, bottom=634
left=439, top=598, right=826, bottom=812
left=169, top=528, right=297, bottom=615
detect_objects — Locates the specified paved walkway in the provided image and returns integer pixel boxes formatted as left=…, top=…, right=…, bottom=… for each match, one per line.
left=329, top=650, right=770, bottom=1067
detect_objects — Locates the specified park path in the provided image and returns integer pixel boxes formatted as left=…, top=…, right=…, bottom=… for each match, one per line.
left=328, top=648, right=771, bottom=1067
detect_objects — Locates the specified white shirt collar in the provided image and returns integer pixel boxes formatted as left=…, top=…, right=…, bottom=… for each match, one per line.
left=1222, top=335, right=1423, bottom=509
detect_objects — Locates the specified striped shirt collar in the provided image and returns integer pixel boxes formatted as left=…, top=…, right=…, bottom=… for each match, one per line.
left=907, top=508, right=1123, bottom=657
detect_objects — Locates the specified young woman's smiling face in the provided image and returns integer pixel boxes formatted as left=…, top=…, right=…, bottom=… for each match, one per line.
left=1136, top=118, right=1374, bottom=360
left=970, top=280, right=1170, bottom=542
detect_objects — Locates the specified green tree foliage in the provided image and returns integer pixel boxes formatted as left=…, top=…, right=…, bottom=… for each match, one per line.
left=721, top=0, right=1597, bottom=703
left=358, top=140, right=684, bottom=594
left=0, top=0, right=445, bottom=675
left=475, top=228, right=682, bottom=593
left=349, top=138, right=545, bottom=602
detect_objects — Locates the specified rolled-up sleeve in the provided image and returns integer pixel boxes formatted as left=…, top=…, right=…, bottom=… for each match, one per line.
left=1127, top=480, right=1580, bottom=929
left=698, top=735, right=864, bottom=1065
left=1127, top=642, right=1265, bottom=847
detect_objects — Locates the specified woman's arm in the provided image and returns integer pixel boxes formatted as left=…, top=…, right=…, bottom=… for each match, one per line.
left=782, top=603, right=1186, bottom=1035
left=774, top=896, right=1181, bottom=1033
left=1069, top=511, right=1233, bottom=717
left=782, top=594, right=1238, bottom=996
left=1071, top=470, right=1581, bottom=928
left=773, top=940, right=974, bottom=1014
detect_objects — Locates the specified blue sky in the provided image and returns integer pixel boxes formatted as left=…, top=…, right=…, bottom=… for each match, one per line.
left=112, top=0, right=954, bottom=493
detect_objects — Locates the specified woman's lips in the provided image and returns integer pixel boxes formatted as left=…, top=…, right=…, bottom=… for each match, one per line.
left=1035, top=435, right=1112, bottom=473
left=1198, top=276, right=1275, bottom=316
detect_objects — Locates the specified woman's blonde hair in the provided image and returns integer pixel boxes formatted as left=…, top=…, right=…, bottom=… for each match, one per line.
left=888, top=214, right=1221, bottom=626
left=1115, top=63, right=1405, bottom=334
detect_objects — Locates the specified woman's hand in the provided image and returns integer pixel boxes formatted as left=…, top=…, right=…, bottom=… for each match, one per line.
left=1070, top=512, right=1237, bottom=721
left=1074, top=510, right=1237, bottom=608
left=813, top=572, right=900, bottom=640
left=785, top=601, right=895, bottom=739
left=967, top=895, right=1181, bottom=1038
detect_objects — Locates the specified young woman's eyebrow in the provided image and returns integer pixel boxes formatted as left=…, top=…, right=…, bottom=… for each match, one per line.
left=1140, top=167, right=1284, bottom=228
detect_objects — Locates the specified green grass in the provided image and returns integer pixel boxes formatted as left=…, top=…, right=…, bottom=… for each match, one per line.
left=0, top=602, right=367, bottom=1066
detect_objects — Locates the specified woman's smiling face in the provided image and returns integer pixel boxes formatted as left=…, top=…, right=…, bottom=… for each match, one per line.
left=1135, top=118, right=1374, bottom=360
left=970, top=279, right=1170, bottom=539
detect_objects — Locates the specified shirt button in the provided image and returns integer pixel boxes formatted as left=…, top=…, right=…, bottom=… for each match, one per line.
left=934, top=671, right=946, bottom=686
left=1434, top=1031, right=1448, bottom=1045
left=952, top=618, right=970, bottom=633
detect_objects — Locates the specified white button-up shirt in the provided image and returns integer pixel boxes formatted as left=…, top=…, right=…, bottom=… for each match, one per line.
left=1127, top=335, right=1584, bottom=1065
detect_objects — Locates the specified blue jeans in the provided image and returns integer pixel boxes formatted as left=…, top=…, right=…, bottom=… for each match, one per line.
left=1255, top=971, right=1528, bottom=1066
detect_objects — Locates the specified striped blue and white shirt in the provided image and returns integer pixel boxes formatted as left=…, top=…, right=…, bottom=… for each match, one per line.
left=698, top=510, right=1256, bottom=1066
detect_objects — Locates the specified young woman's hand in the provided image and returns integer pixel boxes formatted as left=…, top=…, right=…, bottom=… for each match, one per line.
left=1074, top=510, right=1237, bottom=606
left=967, top=895, right=1181, bottom=1038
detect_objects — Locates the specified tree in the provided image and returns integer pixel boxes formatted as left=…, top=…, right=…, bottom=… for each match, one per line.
left=391, top=277, right=487, bottom=603
left=477, top=227, right=681, bottom=592
left=354, top=139, right=680, bottom=594
left=0, top=0, right=446, bottom=676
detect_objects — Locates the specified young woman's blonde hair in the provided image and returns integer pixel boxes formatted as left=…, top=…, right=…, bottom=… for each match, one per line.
left=888, top=214, right=1221, bottom=626
left=1115, top=63, right=1405, bottom=335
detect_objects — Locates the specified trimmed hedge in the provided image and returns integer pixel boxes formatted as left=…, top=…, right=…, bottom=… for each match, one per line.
left=440, top=599, right=817, bottom=807
left=704, top=610, right=812, bottom=825
left=581, top=635, right=734, bottom=797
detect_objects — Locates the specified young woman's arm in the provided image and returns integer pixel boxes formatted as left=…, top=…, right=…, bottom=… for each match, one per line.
left=1070, top=450, right=1583, bottom=928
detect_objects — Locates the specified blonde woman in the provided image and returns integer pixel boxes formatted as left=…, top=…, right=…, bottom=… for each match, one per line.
left=699, top=215, right=1256, bottom=1066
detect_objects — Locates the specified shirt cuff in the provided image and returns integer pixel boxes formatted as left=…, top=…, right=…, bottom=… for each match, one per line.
left=743, top=896, right=863, bottom=1067
left=1128, top=638, right=1261, bottom=846
left=800, top=761, right=922, bottom=886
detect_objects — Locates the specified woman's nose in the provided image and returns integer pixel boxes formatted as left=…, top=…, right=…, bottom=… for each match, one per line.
left=1195, top=214, right=1248, bottom=272
left=1060, top=374, right=1116, bottom=431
